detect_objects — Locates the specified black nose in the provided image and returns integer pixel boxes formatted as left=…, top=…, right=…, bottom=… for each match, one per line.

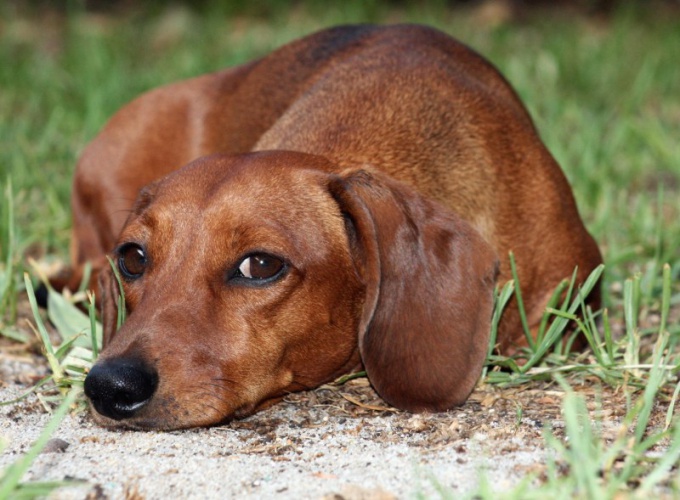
left=84, top=358, right=158, bottom=420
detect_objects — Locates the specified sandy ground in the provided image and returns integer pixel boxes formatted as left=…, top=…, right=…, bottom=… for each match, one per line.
left=0, top=347, right=554, bottom=499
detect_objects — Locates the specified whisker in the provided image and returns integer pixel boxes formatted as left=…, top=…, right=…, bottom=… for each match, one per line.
left=187, top=386, right=233, bottom=404
left=197, top=383, right=239, bottom=397
left=211, top=377, right=245, bottom=388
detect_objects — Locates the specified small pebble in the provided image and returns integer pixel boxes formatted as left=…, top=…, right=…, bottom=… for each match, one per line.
left=41, top=438, right=70, bottom=454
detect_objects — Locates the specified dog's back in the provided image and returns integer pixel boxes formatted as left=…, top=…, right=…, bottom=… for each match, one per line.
left=248, top=25, right=602, bottom=348
left=67, top=24, right=600, bottom=352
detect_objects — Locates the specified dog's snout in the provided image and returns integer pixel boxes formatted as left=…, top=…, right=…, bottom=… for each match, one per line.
left=84, top=358, right=158, bottom=420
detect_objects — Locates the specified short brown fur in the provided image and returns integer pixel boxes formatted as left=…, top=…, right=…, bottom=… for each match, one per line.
left=52, top=25, right=602, bottom=429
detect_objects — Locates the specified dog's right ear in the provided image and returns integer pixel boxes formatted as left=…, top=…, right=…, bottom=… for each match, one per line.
left=328, top=168, right=498, bottom=412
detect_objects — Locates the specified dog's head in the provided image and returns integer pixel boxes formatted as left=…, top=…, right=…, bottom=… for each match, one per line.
left=84, top=151, right=498, bottom=429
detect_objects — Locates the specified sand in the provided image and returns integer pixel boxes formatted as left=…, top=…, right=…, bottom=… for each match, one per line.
left=1, top=352, right=546, bottom=499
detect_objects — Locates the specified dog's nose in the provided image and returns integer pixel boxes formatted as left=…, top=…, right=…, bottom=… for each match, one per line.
left=84, top=358, right=158, bottom=420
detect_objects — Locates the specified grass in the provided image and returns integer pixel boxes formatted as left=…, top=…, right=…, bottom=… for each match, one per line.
left=0, top=1, right=679, bottom=498
left=479, top=264, right=679, bottom=498
left=0, top=180, right=18, bottom=332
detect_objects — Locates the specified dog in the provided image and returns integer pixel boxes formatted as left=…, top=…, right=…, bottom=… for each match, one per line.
left=49, top=24, right=602, bottom=430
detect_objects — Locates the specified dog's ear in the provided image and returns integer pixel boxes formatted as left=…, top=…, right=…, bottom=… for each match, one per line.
left=329, top=169, right=498, bottom=412
left=99, top=264, right=123, bottom=348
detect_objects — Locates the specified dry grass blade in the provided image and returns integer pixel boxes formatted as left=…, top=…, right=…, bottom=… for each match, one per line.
left=340, top=394, right=398, bottom=412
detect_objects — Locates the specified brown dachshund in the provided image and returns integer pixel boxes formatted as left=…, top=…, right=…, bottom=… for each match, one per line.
left=52, top=24, right=602, bottom=429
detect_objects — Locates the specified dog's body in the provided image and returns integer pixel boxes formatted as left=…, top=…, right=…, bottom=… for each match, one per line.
left=54, top=25, right=602, bottom=429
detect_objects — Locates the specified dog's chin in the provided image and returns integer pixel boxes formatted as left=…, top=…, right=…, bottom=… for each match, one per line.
left=88, top=408, right=177, bottom=431
left=86, top=400, right=255, bottom=431
left=87, top=406, right=207, bottom=431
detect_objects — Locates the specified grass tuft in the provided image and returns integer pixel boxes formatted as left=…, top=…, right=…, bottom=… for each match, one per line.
left=6, top=274, right=102, bottom=407
left=471, top=260, right=679, bottom=498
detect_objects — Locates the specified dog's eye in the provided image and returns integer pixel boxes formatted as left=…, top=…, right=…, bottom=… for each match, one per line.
left=118, top=243, right=147, bottom=280
left=236, top=253, right=285, bottom=281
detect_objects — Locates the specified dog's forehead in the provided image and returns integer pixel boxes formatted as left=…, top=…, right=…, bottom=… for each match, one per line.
left=159, top=152, right=334, bottom=200
left=152, top=152, right=335, bottom=216
left=132, top=152, right=345, bottom=254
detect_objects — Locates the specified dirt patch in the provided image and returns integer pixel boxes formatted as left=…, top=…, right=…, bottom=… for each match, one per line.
left=1, top=293, right=676, bottom=498
left=1, top=345, right=673, bottom=499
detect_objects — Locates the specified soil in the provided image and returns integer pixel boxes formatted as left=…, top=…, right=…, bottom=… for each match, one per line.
left=0, top=303, right=674, bottom=499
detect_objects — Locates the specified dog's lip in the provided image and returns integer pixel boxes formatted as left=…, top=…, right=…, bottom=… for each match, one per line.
left=89, top=397, right=149, bottom=421
left=89, top=410, right=160, bottom=431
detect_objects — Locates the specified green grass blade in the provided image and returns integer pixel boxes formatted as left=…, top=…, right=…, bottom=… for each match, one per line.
left=53, top=334, right=85, bottom=360
left=602, top=308, right=615, bottom=365
left=23, top=274, right=63, bottom=381
left=634, top=336, right=669, bottom=444
left=0, top=376, right=52, bottom=406
left=658, top=263, right=671, bottom=337
left=508, top=252, right=534, bottom=350
left=623, top=275, right=641, bottom=371
left=483, top=280, right=515, bottom=378
left=537, top=279, right=568, bottom=349
left=106, top=256, right=126, bottom=329
left=6, top=480, right=83, bottom=499
left=0, top=177, right=18, bottom=321
left=87, top=291, right=99, bottom=360
left=666, top=380, right=680, bottom=432
left=0, top=326, right=29, bottom=343
left=637, top=422, right=680, bottom=494
left=77, top=261, right=92, bottom=294
left=522, top=265, right=604, bottom=371
left=47, top=287, right=102, bottom=350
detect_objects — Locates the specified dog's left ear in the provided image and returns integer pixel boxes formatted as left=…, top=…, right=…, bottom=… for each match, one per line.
left=329, top=169, right=498, bottom=412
